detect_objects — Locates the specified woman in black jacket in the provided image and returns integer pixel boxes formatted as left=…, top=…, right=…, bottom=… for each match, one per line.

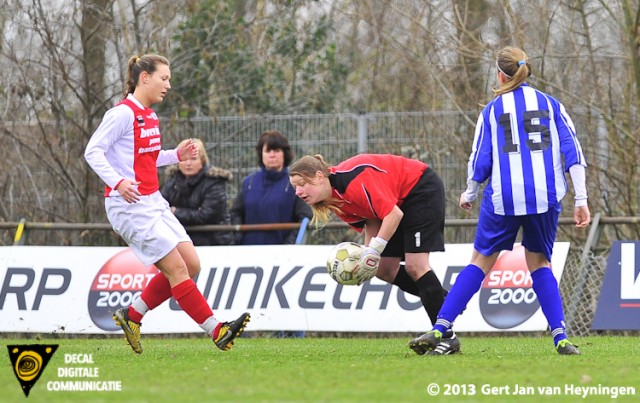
left=161, top=139, right=234, bottom=246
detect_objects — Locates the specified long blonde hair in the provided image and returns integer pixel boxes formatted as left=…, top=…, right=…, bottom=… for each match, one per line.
left=289, top=154, right=343, bottom=226
left=493, top=46, right=531, bottom=96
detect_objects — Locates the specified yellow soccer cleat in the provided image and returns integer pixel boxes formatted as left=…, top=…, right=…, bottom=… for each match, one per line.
left=113, top=308, right=143, bottom=354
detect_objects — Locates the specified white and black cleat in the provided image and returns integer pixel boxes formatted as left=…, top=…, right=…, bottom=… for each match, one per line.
left=427, top=331, right=461, bottom=355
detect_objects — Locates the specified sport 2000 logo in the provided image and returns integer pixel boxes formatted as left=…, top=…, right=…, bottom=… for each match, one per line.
left=479, top=245, right=541, bottom=329
left=87, top=248, right=158, bottom=330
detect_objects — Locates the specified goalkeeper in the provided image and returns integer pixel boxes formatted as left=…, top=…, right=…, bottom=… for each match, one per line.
left=289, top=153, right=460, bottom=355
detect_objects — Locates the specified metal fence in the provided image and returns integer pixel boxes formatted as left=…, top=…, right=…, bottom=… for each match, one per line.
left=157, top=109, right=604, bottom=248
left=162, top=111, right=474, bottom=214
left=7, top=109, right=610, bottom=246
left=160, top=109, right=603, bottom=220
left=562, top=250, right=607, bottom=337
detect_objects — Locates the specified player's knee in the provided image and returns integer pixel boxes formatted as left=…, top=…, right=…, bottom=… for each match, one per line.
left=187, top=262, right=201, bottom=278
left=163, top=263, right=190, bottom=284
left=403, top=262, right=424, bottom=279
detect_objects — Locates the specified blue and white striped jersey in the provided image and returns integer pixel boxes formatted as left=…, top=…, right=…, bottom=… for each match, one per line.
left=468, top=83, right=586, bottom=216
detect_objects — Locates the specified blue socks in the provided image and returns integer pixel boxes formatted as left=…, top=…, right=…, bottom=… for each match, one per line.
left=431, top=264, right=569, bottom=347
left=433, top=264, right=485, bottom=333
left=531, top=267, right=567, bottom=345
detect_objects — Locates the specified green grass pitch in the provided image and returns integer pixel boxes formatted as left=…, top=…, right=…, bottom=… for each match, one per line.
left=1, top=335, right=639, bottom=402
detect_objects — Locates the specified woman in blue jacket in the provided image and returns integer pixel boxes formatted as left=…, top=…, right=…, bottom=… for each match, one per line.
left=230, top=130, right=312, bottom=245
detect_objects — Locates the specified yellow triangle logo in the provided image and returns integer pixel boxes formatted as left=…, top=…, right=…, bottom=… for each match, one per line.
left=7, top=344, right=58, bottom=397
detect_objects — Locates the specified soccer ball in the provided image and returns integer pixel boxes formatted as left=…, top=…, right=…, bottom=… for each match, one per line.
left=326, top=242, right=364, bottom=285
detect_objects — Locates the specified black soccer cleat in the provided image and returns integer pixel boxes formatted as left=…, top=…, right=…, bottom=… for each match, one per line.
left=556, top=339, right=581, bottom=355
left=213, top=312, right=251, bottom=351
left=409, top=329, right=443, bottom=355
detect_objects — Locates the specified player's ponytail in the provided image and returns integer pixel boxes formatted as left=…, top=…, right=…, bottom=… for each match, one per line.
left=122, top=54, right=170, bottom=98
left=493, top=46, right=531, bottom=96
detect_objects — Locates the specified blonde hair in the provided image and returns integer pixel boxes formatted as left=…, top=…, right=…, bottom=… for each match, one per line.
left=289, top=154, right=343, bottom=226
left=493, top=46, right=531, bottom=96
left=178, top=138, right=209, bottom=166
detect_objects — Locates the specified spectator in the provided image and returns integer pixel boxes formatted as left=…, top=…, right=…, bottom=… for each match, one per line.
left=231, top=130, right=312, bottom=338
left=230, top=130, right=312, bottom=245
left=161, top=138, right=234, bottom=246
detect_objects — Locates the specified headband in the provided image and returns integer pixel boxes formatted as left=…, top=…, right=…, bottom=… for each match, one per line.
left=496, top=62, right=512, bottom=78
left=497, top=60, right=528, bottom=78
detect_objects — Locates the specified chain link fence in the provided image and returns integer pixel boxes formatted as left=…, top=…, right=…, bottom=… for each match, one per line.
left=562, top=250, right=607, bottom=337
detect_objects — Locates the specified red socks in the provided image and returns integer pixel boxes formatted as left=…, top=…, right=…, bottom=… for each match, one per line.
left=127, top=272, right=172, bottom=323
left=127, top=275, right=213, bottom=327
left=171, top=279, right=213, bottom=325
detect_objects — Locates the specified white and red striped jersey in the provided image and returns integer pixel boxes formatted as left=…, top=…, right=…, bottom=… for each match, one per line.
left=84, top=94, right=179, bottom=197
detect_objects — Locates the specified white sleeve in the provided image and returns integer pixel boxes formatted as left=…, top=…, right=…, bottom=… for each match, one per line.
left=568, top=164, right=588, bottom=207
left=84, top=107, right=132, bottom=189
left=156, top=148, right=180, bottom=167
left=463, top=179, right=481, bottom=203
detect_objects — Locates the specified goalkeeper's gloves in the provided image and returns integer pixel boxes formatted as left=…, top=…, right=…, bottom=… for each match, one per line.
left=354, top=248, right=380, bottom=285
left=354, top=237, right=387, bottom=285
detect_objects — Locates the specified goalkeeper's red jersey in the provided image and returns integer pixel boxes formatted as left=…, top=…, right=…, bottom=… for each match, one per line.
left=329, top=154, right=428, bottom=230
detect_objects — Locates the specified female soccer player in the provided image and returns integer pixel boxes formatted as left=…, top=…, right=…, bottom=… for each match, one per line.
left=289, top=153, right=460, bottom=355
left=84, top=54, right=249, bottom=354
left=410, top=46, right=590, bottom=355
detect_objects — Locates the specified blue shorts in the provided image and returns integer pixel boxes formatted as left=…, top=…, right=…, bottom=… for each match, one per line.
left=474, top=200, right=561, bottom=261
